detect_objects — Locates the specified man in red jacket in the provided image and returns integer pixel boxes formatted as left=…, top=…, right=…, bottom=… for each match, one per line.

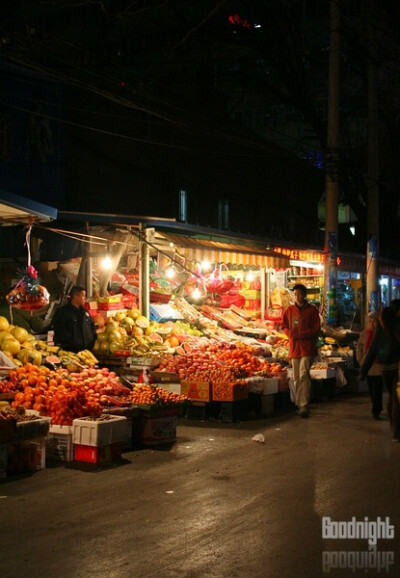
left=281, top=284, right=321, bottom=418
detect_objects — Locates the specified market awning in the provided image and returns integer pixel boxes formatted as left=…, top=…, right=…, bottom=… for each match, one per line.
left=0, top=190, right=57, bottom=225
left=160, top=234, right=290, bottom=269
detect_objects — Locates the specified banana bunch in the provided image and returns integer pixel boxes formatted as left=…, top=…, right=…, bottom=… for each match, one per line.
left=59, top=349, right=98, bottom=370
left=320, top=344, right=334, bottom=351
left=34, top=340, right=60, bottom=354
left=77, top=349, right=99, bottom=366
left=129, top=335, right=168, bottom=355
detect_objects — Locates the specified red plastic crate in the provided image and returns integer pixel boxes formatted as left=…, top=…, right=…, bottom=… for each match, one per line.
left=73, top=442, right=122, bottom=464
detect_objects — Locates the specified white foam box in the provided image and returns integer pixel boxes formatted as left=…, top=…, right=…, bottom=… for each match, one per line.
left=263, top=377, right=279, bottom=395
left=261, top=394, right=275, bottom=416
left=72, top=415, right=129, bottom=447
left=310, top=368, right=336, bottom=380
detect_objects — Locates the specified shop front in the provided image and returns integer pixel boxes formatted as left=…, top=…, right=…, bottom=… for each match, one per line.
left=379, top=262, right=400, bottom=307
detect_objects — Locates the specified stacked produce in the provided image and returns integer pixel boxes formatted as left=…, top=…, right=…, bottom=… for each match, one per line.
left=94, top=309, right=203, bottom=355
left=155, top=340, right=286, bottom=382
left=129, top=384, right=188, bottom=406
left=1, top=364, right=132, bottom=425
left=0, top=315, right=100, bottom=369
left=0, top=316, right=39, bottom=366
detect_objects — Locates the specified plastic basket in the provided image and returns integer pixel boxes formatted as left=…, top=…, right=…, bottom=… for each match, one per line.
left=46, top=432, right=74, bottom=462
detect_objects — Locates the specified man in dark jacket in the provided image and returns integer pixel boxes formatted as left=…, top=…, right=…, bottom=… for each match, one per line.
left=52, top=286, right=97, bottom=352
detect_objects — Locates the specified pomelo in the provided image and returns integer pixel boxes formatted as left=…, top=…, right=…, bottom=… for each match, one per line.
left=136, top=315, right=150, bottom=329
left=11, top=326, right=30, bottom=344
left=2, top=337, right=21, bottom=355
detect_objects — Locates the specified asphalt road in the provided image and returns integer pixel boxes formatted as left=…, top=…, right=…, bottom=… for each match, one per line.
left=1, top=393, right=399, bottom=578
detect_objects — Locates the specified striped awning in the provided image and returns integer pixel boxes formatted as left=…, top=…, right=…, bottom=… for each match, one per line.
left=159, top=234, right=290, bottom=269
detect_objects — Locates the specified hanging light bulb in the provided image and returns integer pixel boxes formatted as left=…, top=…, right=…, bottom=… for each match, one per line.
left=192, top=287, right=201, bottom=300
left=101, top=254, right=112, bottom=270
left=246, top=270, right=255, bottom=282
left=166, top=266, right=176, bottom=279
left=200, top=259, right=211, bottom=272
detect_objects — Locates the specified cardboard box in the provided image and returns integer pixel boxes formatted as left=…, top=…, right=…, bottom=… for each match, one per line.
left=212, top=382, right=249, bottom=402
left=137, top=414, right=177, bottom=446
left=7, top=437, right=46, bottom=474
left=181, top=380, right=211, bottom=402
left=149, top=304, right=183, bottom=322
left=98, top=294, right=123, bottom=304
left=97, top=309, right=127, bottom=321
left=98, top=301, right=123, bottom=311
left=72, top=416, right=129, bottom=447
left=156, top=382, right=182, bottom=395
left=277, top=372, right=289, bottom=391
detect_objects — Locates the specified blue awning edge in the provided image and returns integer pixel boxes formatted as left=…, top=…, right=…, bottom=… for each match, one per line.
left=0, top=190, right=57, bottom=223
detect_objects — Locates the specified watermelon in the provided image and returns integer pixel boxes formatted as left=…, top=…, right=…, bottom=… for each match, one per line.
left=148, top=333, right=163, bottom=343
left=46, top=355, right=61, bottom=364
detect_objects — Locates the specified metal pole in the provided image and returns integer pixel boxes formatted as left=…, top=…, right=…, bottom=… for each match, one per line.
left=139, top=222, right=150, bottom=318
left=366, top=15, right=380, bottom=316
left=85, top=221, right=93, bottom=297
left=323, top=0, right=340, bottom=326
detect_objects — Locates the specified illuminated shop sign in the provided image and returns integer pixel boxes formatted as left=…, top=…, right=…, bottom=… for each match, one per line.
left=273, top=247, right=324, bottom=263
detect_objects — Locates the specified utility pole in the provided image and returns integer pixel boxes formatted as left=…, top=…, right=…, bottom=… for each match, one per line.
left=139, top=222, right=150, bottom=318
left=323, top=0, right=340, bottom=326
left=365, top=15, right=379, bottom=317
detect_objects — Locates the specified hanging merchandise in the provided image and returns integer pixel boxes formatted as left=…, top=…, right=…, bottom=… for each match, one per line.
left=6, top=227, right=50, bottom=311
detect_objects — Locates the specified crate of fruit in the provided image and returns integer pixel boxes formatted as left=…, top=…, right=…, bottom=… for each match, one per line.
left=72, top=415, right=129, bottom=447
left=16, top=415, right=51, bottom=441
left=212, top=381, right=249, bottom=402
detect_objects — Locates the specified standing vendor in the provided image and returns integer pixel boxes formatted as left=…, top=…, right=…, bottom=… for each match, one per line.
left=52, top=286, right=97, bottom=352
left=281, top=283, right=321, bottom=418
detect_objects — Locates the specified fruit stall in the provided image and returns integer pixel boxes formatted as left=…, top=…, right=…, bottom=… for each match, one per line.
left=0, top=214, right=347, bottom=476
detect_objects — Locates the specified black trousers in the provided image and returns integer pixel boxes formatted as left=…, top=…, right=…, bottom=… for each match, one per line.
left=366, top=375, right=383, bottom=417
left=382, top=369, right=400, bottom=440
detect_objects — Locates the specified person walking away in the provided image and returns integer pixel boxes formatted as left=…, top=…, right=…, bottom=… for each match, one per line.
left=281, top=284, right=321, bottom=418
left=52, top=286, right=97, bottom=353
left=356, top=311, right=383, bottom=419
left=360, top=307, right=400, bottom=441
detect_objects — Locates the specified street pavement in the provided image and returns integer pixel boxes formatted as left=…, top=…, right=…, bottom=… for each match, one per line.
left=1, top=391, right=400, bottom=578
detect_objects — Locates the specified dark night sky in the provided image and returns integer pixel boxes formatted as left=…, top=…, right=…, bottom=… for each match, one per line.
left=1, top=1, right=400, bottom=257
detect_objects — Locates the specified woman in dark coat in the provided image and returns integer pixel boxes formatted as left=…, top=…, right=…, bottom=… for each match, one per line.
left=360, top=306, right=400, bottom=441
